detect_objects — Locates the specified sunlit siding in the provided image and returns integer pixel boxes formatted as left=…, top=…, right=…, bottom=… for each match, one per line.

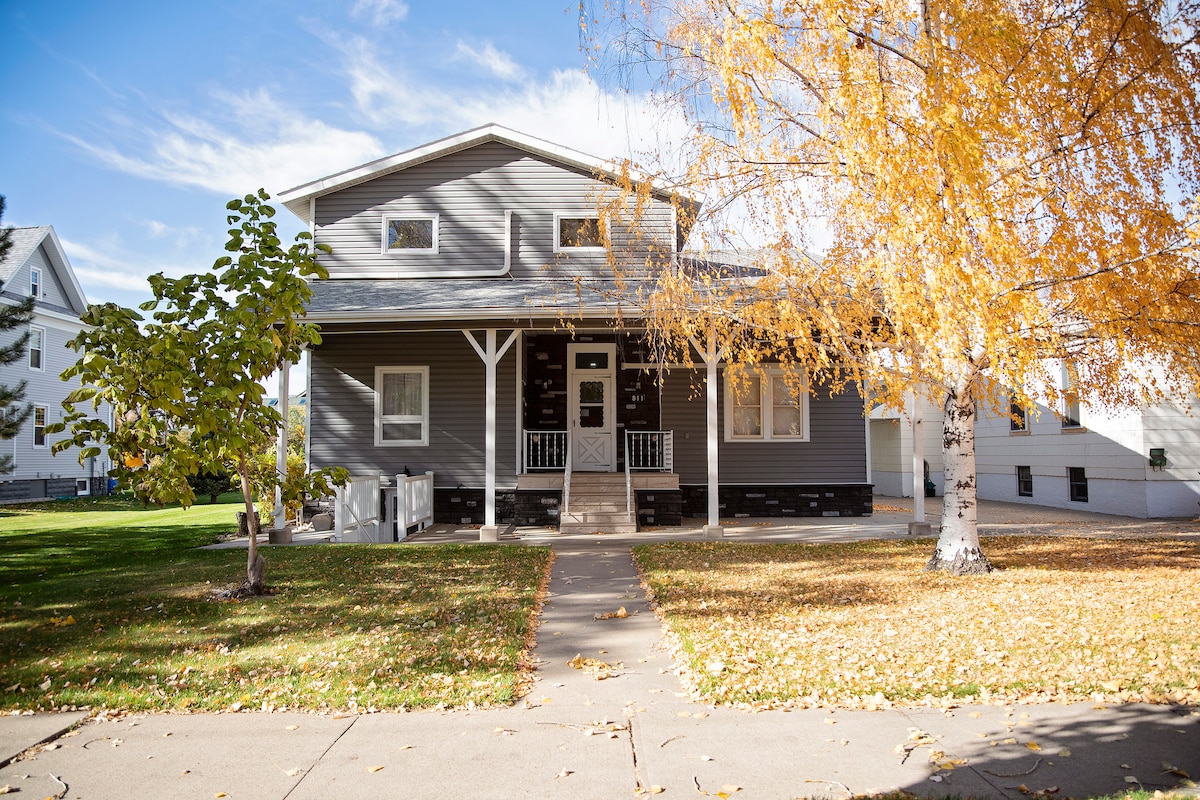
left=313, top=141, right=676, bottom=280
left=308, top=331, right=518, bottom=488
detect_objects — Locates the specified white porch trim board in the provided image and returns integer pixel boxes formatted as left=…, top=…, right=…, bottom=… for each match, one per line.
left=689, top=333, right=726, bottom=538
left=463, top=328, right=520, bottom=541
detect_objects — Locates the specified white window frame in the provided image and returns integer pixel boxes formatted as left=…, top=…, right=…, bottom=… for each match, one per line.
left=381, top=214, right=439, bottom=255
left=374, top=366, right=429, bottom=447
left=1061, top=361, right=1083, bottom=429
left=724, top=368, right=811, bottom=442
left=33, top=405, right=48, bottom=448
left=28, top=326, right=45, bottom=371
left=553, top=213, right=606, bottom=253
left=76, top=478, right=91, bottom=497
left=30, top=267, right=42, bottom=298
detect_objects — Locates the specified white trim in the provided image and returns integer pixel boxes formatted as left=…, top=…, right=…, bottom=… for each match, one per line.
left=30, top=267, right=43, bottom=299
left=381, top=214, right=439, bottom=255
left=32, top=405, right=48, bottom=448
left=723, top=368, right=811, bottom=442
left=27, top=325, right=45, bottom=372
left=504, top=210, right=513, bottom=273
left=374, top=366, right=430, bottom=447
left=553, top=213, right=606, bottom=254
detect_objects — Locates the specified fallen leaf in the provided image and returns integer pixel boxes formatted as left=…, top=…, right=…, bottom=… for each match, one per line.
left=645, top=786, right=665, bottom=795
left=399, top=744, right=413, bottom=750
left=0, top=786, right=13, bottom=795
left=1162, top=762, right=1191, bottom=779
left=285, top=725, right=299, bottom=731
left=286, top=768, right=303, bottom=776
left=1057, top=748, right=1071, bottom=757
left=367, top=765, right=385, bottom=773
left=1026, top=742, right=1042, bottom=751
left=556, top=768, right=573, bottom=778
left=1124, top=776, right=1139, bottom=784
left=215, top=794, right=228, bottom=798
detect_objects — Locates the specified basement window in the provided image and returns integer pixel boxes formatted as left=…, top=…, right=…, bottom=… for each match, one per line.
left=1068, top=467, right=1088, bottom=502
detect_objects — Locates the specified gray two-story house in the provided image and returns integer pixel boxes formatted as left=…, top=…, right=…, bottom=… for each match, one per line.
left=0, top=226, right=111, bottom=501
left=277, top=125, right=870, bottom=537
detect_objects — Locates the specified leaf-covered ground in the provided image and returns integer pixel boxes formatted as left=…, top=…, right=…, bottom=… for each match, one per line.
left=634, top=536, right=1200, bottom=709
left=0, top=496, right=552, bottom=713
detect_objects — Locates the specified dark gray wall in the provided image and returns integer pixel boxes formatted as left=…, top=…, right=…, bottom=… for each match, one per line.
left=309, top=330, right=518, bottom=488
left=661, top=370, right=868, bottom=485
left=314, top=141, right=677, bottom=279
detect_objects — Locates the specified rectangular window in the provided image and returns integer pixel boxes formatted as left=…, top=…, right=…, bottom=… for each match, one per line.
left=33, top=406, right=47, bottom=447
left=1016, top=465, right=1033, bottom=497
left=725, top=370, right=810, bottom=442
left=30, top=268, right=42, bottom=298
left=1068, top=467, right=1088, bottom=502
left=554, top=215, right=604, bottom=251
left=382, top=215, right=438, bottom=253
left=28, top=326, right=44, bottom=371
left=375, top=366, right=429, bottom=446
left=1061, top=362, right=1081, bottom=428
left=1009, top=394, right=1027, bottom=432
left=76, top=479, right=90, bottom=497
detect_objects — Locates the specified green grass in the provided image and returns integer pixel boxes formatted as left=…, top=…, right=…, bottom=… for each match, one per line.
left=0, top=495, right=551, bottom=712
left=634, top=537, right=1200, bottom=709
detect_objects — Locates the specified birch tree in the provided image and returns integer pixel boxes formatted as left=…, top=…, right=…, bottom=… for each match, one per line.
left=589, top=0, right=1200, bottom=573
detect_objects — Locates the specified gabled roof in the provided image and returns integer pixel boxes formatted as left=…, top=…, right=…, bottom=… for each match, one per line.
left=276, top=123, right=700, bottom=227
left=0, top=225, right=89, bottom=316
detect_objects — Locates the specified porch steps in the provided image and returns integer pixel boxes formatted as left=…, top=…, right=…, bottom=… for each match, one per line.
left=560, top=473, right=637, bottom=534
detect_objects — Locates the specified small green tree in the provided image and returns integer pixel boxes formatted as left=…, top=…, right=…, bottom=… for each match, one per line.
left=0, top=196, right=35, bottom=475
left=52, top=190, right=346, bottom=593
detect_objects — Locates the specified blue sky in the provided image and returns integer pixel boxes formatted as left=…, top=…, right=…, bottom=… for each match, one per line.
left=1, top=0, right=681, bottom=312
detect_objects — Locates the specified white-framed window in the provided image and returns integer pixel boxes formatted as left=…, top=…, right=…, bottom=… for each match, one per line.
left=1061, top=361, right=1082, bottom=429
left=76, top=479, right=91, bottom=497
left=30, top=267, right=42, bottom=298
left=33, top=405, right=47, bottom=448
left=374, top=366, right=429, bottom=446
left=553, top=214, right=605, bottom=252
left=1009, top=393, right=1029, bottom=432
left=28, top=326, right=44, bottom=371
left=381, top=215, right=438, bottom=254
left=724, top=369, right=810, bottom=442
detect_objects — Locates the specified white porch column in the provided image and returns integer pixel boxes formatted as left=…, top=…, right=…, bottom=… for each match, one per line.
left=690, top=333, right=726, bottom=538
left=273, top=362, right=290, bottom=531
left=909, top=392, right=931, bottom=535
left=464, top=329, right=520, bottom=542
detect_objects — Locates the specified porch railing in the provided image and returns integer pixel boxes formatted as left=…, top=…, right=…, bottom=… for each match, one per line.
left=334, top=475, right=382, bottom=543
left=625, top=431, right=674, bottom=472
left=524, top=430, right=568, bottom=471
left=396, top=471, right=434, bottom=540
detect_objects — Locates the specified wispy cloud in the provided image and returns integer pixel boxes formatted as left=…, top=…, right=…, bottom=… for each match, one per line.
left=453, top=40, right=525, bottom=82
left=351, top=0, right=409, bottom=27
left=60, top=89, right=385, bottom=195
left=59, top=235, right=200, bottom=299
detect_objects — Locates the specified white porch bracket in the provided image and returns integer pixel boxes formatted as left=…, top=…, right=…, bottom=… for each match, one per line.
left=688, top=333, right=727, bottom=539
left=464, top=329, right=520, bottom=542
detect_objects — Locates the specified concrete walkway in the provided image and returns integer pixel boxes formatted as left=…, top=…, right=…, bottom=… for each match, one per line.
left=3, top=500, right=1198, bottom=798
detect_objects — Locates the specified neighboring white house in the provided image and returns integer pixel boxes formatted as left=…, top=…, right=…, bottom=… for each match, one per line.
left=0, top=226, right=111, bottom=501
left=872, top=366, right=1200, bottom=518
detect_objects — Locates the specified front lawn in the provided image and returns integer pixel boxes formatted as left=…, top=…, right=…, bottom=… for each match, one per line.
left=0, top=496, right=551, bottom=712
left=634, top=537, right=1200, bottom=709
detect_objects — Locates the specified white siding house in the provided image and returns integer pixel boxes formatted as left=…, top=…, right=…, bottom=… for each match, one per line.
left=0, top=226, right=111, bottom=501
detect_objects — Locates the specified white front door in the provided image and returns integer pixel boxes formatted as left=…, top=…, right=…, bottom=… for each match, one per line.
left=568, top=344, right=616, bottom=471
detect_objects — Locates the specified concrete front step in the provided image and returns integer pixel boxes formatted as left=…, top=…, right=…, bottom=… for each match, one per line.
left=559, top=521, right=639, bottom=534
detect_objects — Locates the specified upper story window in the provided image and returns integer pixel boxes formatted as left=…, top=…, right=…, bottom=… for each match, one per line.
left=1009, top=393, right=1028, bottom=432
left=554, top=214, right=604, bottom=252
left=375, top=366, right=429, bottom=447
left=382, top=215, right=438, bottom=254
left=1061, top=361, right=1082, bottom=429
left=725, top=369, right=810, bottom=442
left=28, top=326, right=44, bottom=371
left=33, top=406, right=47, bottom=447
left=30, top=268, right=42, bottom=298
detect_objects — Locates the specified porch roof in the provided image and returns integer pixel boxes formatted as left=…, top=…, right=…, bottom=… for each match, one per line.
left=302, top=277, right=651, bottom=323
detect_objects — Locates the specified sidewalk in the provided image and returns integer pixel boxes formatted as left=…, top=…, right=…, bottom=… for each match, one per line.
left=3, top=504, right=1198, bottom=798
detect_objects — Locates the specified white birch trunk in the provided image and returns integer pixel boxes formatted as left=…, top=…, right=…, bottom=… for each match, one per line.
left=926, top=386, right=993, bottom=574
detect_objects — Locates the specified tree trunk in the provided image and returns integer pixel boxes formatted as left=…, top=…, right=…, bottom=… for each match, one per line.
left=925, top=386, right=993, bottom=575
left=238, top=462, right=266, bottom=594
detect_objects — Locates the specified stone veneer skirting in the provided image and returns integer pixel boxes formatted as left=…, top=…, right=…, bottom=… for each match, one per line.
left=680, top=484, right=873, bottom=518
left=0, top=476, right=110, bottom=504
left=435, top=484, right=871, bottom=526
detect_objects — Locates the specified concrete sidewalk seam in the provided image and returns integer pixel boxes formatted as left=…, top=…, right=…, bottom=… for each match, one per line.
left=0, top=715, right=86, bottom=770
left=280, top=714, right=358, bottom=800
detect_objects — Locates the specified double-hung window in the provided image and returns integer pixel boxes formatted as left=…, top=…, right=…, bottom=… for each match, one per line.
left=1068, top=467, right=1088, bottom=502
left=33, top=406, right=47, bottom=447
left=725, top=369, right=810, bottom=442
left=1009, top=394, right=1028, bottom=432
left=375, top=366, right=429, bottom=446
left=30, top=268, right=42, bottom=299
left=28, top=326, right=44, bottom=371
left=1016, top=466, right=1033, bottom=497
left=1061, top=362, right=1082, bottom=429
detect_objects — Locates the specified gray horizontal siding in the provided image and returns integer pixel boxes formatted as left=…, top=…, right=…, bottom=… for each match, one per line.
left=662, top=370, right=867, bottom=485
left=314, top=141, right=676, bottom=280
left=308, top=330, right=517, bottom=488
